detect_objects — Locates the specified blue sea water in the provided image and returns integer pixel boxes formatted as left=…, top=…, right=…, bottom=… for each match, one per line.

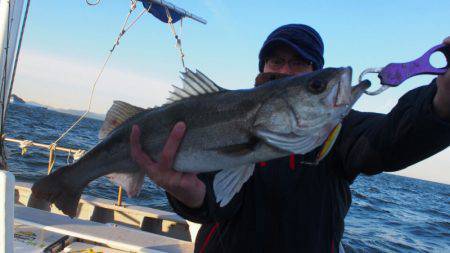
left=4, top=103, right=450, bottom=252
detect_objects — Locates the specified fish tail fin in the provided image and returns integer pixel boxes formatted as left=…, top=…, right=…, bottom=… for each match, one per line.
left=31, top=165, right=82, bottom=218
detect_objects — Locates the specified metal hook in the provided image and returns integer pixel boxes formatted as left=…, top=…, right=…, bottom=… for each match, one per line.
left=358, top=67, right=389, bottom=96
left=86, top=0, right=101, bottom=6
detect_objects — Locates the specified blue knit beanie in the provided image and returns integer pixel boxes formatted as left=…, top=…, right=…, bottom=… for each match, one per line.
left=258, top=24, right=324, bottom=72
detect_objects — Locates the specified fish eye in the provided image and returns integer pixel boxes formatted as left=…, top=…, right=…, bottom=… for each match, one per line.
left=307, top=80, right=327, bottom=94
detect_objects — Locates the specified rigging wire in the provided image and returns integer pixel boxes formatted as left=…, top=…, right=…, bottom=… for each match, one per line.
left=164, top=5, right=186, bottom=70
left=52, top=1, right=189, bottom=160
left=52, top=0, right=151, bottom=146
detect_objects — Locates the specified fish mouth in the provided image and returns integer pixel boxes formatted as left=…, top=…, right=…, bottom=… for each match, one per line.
left=334, top=67, right=371, bottom=107
left=349, top=79, right=371, bottom=106
left=334, top=67, right=352, bottom=106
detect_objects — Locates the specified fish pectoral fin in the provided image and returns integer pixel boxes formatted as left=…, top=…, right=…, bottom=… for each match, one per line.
left=106, top=170, right=145, bottom=197
left=255, top=129, right=320, bottom=154
left=216, top=137, right=260, bottom=157
left=213, top=164, right=254, bottom=207
left=99, top=101, right=145, bottom=140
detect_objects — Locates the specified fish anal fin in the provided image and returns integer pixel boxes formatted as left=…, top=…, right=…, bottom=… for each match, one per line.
left=99, top=101, right=145, bottom=140
left=106, top=170, right=145, bottom=197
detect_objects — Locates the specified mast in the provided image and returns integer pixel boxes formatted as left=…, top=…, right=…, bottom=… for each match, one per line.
left=0, top=0, right=28, bottom=170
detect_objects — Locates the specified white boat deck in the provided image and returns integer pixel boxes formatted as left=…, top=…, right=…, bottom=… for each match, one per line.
left=62, top=242, right=128, bottom=252
left=15, top=205, right=194, bottom=253
left=14, top=222, right=66, bottom=249
left=15, top=181, right=197, bottom=242
left=15, top=181, right=186, bottom=223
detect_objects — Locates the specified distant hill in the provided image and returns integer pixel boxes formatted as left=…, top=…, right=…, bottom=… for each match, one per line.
left=52, top=108, right=105, bottom=121
left=10, top=94, right=47, bottom=109
left=10, top=94, right=105, bottom=121
left=10, top=94, right=25, bottom=104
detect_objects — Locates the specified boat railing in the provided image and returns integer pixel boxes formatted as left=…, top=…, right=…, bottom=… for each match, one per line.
left=2, top=136, right=125, bottom=206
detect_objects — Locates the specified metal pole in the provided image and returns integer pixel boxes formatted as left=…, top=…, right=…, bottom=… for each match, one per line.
left=0, top=171, right=14, bottom=253
left=4, top=137, right=83, bottom=154
left=116, top=186, right=123, bottom=206
left=47, top=144, right=55, bottom=174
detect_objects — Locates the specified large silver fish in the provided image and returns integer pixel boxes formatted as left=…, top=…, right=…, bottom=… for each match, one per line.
left=31, top=67, right=370, bottom=217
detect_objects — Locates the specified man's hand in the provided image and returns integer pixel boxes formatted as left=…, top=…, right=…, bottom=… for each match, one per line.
left=130, top=122, right=206, bottom=208
left=434, top=36, right=450, bottom=121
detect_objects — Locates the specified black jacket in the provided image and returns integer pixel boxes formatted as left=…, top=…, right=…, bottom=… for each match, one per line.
left=167, top=80, right=450, bottom=253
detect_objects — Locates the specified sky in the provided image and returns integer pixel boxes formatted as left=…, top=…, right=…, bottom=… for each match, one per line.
left=11, top=0, right=450, bottom=184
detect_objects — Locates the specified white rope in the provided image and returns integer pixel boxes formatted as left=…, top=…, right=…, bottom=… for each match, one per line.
left=66, top=149, right=71, bottom=164
left=124, top=4, right=151, bottom=32
left=67, top=149, right=85, bottom=164
left=53, top=50, right=113, bottom=145
left=180, top=17, right=183, bottom=40
left=53, top=0, right=148, bottom=145
left=73, top=149, right=86, bottom=161
left=164, top=6, right=186, bottom=70
left=19, top=140, right=33, bottom=155
left=111, top=0, right=137, bottom=52
left=18, top=140, right=33, bottom=149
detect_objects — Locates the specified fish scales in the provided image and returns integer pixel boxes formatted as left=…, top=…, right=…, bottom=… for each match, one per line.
left=30, top=68, right=370, bottom=217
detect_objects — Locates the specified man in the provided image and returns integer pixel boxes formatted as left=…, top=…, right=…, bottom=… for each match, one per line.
left=130, top=24, right=450, bottom=252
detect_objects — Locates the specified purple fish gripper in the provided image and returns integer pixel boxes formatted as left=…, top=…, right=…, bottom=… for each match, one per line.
left=379, top=44, right=450, bottom=86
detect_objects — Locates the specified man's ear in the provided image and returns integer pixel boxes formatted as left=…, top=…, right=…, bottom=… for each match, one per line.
left=254, top=72, right=291, bottom=87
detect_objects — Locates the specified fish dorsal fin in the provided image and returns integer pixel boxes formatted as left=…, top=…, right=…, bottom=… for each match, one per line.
left=99, top=101, right=145, bottom=140
left=167, top=68, right=226, bottom=104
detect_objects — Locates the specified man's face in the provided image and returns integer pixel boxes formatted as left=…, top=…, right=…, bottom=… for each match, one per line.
left=263, top=45, right=314, bottom=75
